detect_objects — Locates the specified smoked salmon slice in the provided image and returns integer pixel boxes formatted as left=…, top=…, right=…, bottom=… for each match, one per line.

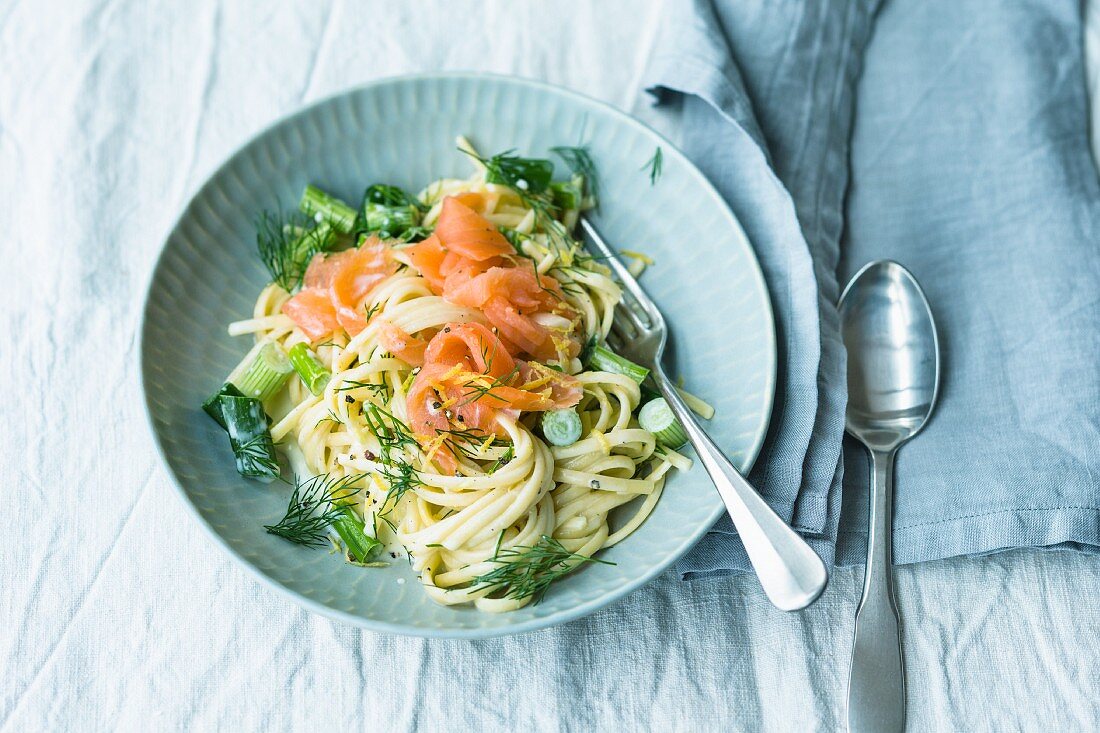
left=281, top=288, right=338, bottom=342
left=283, top=236, right=396, bottom=340
left=376, top=320, right=428, bottom=367
left=406, top=323, right=582, bottom=468
left=404, top=196, right=581, bottom=361
left=433, top=197, right=513, bottom=261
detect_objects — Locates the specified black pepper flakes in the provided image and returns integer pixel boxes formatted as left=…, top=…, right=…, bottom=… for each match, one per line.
left=345, top=395, right=354, bottom=404
left=590, top=479, right=601, bottom=489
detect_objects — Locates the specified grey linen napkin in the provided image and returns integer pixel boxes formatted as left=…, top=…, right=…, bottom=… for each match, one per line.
left=646, top=0, right=881, bottom=576
left=648, top=0, right=1100, bottom=577
left=835, top=0, right=1100, bottom=565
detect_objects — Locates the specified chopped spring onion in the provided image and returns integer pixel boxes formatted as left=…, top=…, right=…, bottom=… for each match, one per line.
left=288, top=342, right=331, bottom=395
left=551, top=145, right=600, bottom=209
left=540, top=408, right=583, bottom=446
left=202, top=382, right=245, bottom=430
left=299, top=184, right=357, bottom=234
left=586, top=344, right=650, bottom=384
left=360, top=184, right=421, bottom=238
left=220, top=394, right=280, bottom=482
left=234, top=342, right=293, bottom=402
left=639, top=397, right=688, bottom=449
left=550, top=174, right=584, bottom=211
left=331, top=507, right=383, bottom=563
left=482, top=152, right=554, bottom=194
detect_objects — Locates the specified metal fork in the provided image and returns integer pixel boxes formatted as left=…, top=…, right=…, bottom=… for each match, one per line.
left=580, top=219, right=828, bottom=611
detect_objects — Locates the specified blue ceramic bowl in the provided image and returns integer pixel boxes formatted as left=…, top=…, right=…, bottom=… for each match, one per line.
left=141, top=74, right=775, bottom=638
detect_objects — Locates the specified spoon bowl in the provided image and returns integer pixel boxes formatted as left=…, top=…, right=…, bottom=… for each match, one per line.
left=840, top=261, right=940, bottom=451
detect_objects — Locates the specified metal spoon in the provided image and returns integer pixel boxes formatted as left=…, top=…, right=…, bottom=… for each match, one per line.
left=839, top=261, right=940, bottom=733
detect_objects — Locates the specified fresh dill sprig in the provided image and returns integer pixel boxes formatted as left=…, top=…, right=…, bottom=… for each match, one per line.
left=461, top=147, right=570, bottom=252
left=457, top=365, right=521, bottom=407
left=500, top=227, right=530, bottom=255
left=363, top=302, right=383, bottom=323
left=468, top=149, right=554, bottom=194
left=335, top=379, right=390, bottom=397
left=525, top=257, right=567, bottom=305
left=485, top=445, right=515, bottom=475
left=436, top=426, right=498, bottom=462
left=255, top=209, right=335, bottom=291
left=642, top=146, right=663, bottom=185
left=235, top=434, right=281, bottom=477
left=265, top=473, right=363, bottom=548
left=362, top=404, right=419, bottom=453
left=471, top=535, right=614, bottom=602
left=361, top=403, right=422, bottom=520
left=379, top=461, right=419, bottom=508
left=316, top=409, right=342, bottom=428
left=551, top=145, right=600, bottom=209
left=235, top=435, right=281, bottom=478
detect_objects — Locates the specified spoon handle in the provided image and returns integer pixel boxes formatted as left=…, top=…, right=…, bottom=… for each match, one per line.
left=847, top=448, right=905, bottom=733
left=654, top=367, right=828, bottom=611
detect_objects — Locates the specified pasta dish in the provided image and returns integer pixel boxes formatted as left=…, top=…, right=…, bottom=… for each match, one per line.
left=202, top=139, right=697, bottom=611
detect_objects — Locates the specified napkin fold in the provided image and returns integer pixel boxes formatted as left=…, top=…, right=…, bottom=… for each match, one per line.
left=648, top=0, right=1100, bottom=577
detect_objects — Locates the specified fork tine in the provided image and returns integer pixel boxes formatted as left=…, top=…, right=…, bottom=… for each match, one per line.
left=580, top=219, right=661, bottom=322
left=610, top=311, right=636, bottom=341
left=614, top=303, right=644, bottom=333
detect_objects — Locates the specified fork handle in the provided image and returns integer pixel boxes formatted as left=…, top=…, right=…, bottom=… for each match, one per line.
left=654, top=367, right=828, bottom=610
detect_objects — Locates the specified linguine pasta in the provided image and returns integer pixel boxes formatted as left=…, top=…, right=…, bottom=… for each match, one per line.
left=223, top=139, right=692, bottom=611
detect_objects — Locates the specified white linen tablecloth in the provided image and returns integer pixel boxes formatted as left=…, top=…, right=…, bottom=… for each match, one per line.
left=2, top=1, right=1098, bottom=729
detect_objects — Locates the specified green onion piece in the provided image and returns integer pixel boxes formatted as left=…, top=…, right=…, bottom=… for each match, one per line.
left=639, top=397, right=688, bottom=450
left=586, top=344, right=650, bottom=384
left=288, top=342, right=331, bottom=395
left=551, top=146, right=600, bottom=209
left=364, top=183, right=418, bottom=207
left=299, top=185, right=357, bottom=234
left=360, top=184, right=421, bottom=238
left=202, top=382, right=245, bottom=430
left=331, top=507, right=382, bottom=563
left=234, top=342, right=293, bottom=402
left=220, top=395, right=280, bottom=481
left=550, top=174, right=584, bottom=211
left=484, top=154, right=554, bottom=194
left=540, top=409, right=583, bottom=447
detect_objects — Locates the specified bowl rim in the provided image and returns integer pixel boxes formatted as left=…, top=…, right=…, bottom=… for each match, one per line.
left=139, top=71, right=777, bottom=638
